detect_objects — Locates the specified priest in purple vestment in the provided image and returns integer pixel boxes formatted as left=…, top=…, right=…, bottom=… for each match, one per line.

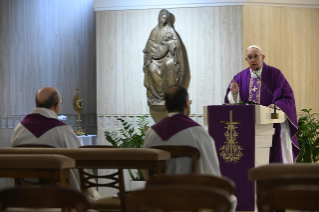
left=224, top=45, right=299, bottom=163
left=10, top=87, right=101, bottom=201
left=144, top=85, right=237, bottom=212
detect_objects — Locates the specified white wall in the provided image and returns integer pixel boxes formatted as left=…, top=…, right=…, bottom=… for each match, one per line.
left=0, top=0, right=97, bottom=148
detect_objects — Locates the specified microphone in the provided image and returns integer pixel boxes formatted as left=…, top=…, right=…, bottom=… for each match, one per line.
left=254, top=68, right=279, bottom=119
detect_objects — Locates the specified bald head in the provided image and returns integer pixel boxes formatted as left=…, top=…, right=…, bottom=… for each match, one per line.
left=164, top=85, right=189, bottom=113
left=36, top=87, right=61, bottom=114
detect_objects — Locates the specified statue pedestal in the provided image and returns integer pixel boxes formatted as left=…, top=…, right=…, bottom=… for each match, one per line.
left=149, top=109, right=167, bottom=123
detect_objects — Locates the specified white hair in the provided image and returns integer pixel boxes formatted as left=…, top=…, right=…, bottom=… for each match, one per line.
left=246, top=45, right=263, bottom=54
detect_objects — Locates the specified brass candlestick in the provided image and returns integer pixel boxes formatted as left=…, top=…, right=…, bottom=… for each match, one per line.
left=73, top=86, right=86, bottom=136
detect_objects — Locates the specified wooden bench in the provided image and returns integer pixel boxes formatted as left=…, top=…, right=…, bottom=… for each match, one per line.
left=0, top=148, right=170, bottom=174
left=0, top=154, right=75, bottom=187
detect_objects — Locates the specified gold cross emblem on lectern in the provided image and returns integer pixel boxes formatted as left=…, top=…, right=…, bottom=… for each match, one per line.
left=219, top=110, right=244, bottom=163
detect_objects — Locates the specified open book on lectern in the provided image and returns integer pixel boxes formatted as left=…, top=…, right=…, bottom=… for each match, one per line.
left=223, top=101, right=259, bottom=105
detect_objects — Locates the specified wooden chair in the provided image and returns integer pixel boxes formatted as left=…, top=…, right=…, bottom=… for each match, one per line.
left=249, top=163, right=319, bottom=212
left=259, top=185, right=319, bottom=212
left=0, top=154, right=74, bottom=188
left=126, top=184, right=232, bottom=212
left=78, top=145, right=126, bottom=212
left=0, top=187, right=89, bottom=212
left=149, top=145, right=200, bottom=173
left=146, top=174, right=235, bottom=195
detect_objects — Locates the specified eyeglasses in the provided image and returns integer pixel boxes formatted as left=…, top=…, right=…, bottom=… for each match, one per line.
left=247, top=54, right=262, bottom=61
left=60, top=98, right=63, bottom=104
left=188, top=100, right=192, bottom=104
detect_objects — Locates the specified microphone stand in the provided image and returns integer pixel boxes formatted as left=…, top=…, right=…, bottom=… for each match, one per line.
left=254, top=69, right=279, bottom=119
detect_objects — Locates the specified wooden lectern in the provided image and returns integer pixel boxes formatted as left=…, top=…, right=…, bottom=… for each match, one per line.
left=203, top=105, right=285, bottom=211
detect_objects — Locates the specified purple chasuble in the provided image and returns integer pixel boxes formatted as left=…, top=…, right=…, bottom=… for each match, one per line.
left=224, top=62, right=300, bottom=162
left=152, top=114, right=200, bottom=141
left=20, top=113, right=67, bottom=138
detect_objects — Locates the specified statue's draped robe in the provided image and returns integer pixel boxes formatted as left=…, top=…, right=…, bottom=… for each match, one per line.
left=224, top=63, right=300, bottom=163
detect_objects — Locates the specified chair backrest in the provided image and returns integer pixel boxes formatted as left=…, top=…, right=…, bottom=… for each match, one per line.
left=78, top=145, right=126, bottom=212
left=14, top=144, right=55, bottom=148
left=249, top=163, right=319, bottom=212
left=0, top=187, right=89, bottom=212
left=146, top=174, right=235, bottom=195
left=127, top=184, right=231, bottom=212
left=149, top=145, right=200, bottom=173
left=79, top=145, right=119, bottom=148
left=259, top=185, right=319, bottom=212
left=249, top=163, right=319, bottom=181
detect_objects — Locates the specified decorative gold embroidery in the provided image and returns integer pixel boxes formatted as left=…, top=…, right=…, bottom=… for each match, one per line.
left=257, top=78, right=261, bottom=104
left=249, top=78, right=253, bottom=102
left=219, top=110, right=243, bottom=163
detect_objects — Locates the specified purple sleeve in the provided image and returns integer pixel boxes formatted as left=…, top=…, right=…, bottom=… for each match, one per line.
left=272, top=69, right=298, bottom=137
left=224, top=75, right=240, bottom=103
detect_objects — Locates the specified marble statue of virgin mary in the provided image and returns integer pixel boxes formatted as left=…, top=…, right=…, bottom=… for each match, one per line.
left=143, top=9, right=190, bottom=110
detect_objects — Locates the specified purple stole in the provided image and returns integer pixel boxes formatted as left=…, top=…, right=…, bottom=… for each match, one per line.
left=20, top=113, right=67, bottom=138
left=152, top=114, right=200, bottom=141
left=249, top=78, right=262, bottom=104
left=224, top=62, right=300, bottom=163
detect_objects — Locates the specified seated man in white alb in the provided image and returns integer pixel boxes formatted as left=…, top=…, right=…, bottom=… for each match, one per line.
left=143, top=85, right=237, bottom=211
left=10, top=87, right=100, bottom=201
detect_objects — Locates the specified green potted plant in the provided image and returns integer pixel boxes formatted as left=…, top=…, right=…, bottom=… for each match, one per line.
left=104, top=115, right=150, bottom=183
left=296, top=108, right=319, bottom=163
